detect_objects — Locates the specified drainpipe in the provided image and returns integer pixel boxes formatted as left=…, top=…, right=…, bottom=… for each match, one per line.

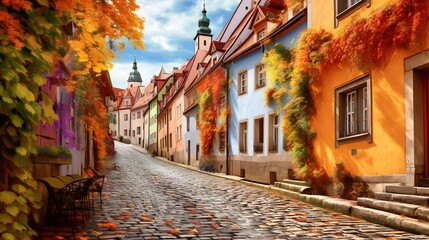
left=225, top=65, right=230, bottom=175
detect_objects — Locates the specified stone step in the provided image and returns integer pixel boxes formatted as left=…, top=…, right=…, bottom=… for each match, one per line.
left=386, top=185, right=429, bottom=196
left=419, top=178, right=429, bottom=187
left=280, top=179, right=310, bottom=187
left=357, top=197, right=429, bottom=222
left=274, top=182, right=312, bottom=194
left=374, top=192, right=429, bottom=206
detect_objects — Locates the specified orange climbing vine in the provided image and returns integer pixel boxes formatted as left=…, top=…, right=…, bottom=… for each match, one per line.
left=197, top=68, right=228, bottom=156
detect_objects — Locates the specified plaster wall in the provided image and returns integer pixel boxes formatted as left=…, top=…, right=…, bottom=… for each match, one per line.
left=308, top=0, right=429, bottom=182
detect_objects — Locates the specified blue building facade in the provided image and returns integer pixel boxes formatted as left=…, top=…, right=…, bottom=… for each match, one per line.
left=226, top=13, right=307, bottom=184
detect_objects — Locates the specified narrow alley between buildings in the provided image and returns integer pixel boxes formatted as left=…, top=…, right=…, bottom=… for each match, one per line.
left=40, top=142, right=428, bottom=239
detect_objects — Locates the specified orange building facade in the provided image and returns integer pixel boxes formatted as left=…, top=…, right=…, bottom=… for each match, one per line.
left=308, top=0, right=429, bottom=191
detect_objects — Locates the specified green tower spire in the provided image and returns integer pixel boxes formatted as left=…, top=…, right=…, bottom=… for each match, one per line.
left=197, top=0, right=212, bottom=35
left=128, top=58, right=142, bottom=83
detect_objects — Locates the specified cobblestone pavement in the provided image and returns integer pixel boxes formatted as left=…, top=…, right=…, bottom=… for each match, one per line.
left=40, top=142, right=428, bottom=239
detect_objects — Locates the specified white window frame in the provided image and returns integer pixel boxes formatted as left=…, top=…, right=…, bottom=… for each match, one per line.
left=255, top=63, right=266, bottom=88
left=335, top=0, right=370, bottom=27
left=238, top=71, right=248, bottom=95
left=240, top=121, right=248, bottom=153
left=335, top=74, right=372, bottom=147
left=273, top=115, right=279, bottom=152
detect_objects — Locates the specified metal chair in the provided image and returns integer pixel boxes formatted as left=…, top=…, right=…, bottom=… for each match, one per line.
left=88, top=175, right=105, bottom=211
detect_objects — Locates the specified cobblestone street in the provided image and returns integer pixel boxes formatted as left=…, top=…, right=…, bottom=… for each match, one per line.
left=40, top=142, right=428, bottom=239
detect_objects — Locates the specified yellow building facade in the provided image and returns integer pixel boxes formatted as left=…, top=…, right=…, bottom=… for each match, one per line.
left=308, top=0, right=429, bottom=191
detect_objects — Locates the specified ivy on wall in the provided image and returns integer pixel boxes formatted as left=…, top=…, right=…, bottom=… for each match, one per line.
left=197, top=68, right=228, bottom=156
left=0, top=0, right=144, bottom=238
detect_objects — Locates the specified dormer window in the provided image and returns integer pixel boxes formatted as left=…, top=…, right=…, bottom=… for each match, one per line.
left=258, top=30, right=265, bottom=40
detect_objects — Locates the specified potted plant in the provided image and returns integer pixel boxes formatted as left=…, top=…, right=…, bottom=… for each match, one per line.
left=32, top=145, right=73, bottom=165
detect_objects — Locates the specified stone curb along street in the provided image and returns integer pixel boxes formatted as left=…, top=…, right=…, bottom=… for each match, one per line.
left=130, top=145, right=429, bottom=236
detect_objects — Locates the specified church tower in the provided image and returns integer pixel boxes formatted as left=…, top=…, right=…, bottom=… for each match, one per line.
left=194, top=0, right=212, bottom=53
left=127, top=58, right=143, bottom=88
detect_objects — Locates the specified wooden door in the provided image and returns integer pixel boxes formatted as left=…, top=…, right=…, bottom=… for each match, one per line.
left=187, top=140, right=191, bottom=165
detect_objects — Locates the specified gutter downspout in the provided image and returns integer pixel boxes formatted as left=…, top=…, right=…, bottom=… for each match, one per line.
left=225, top=65, right=230, bottom=175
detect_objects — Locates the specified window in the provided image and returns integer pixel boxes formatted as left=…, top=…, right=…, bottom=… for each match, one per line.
left=179, top=125, right=182, bottom=139
left=254, top=118, right=264, bottom=153
left=196, top=144, right=199, bottom=160
left=255, top=64, right=266, bottom=88
left=239, top=121, right=248, bottom=153
left=169, top=109, right=172, bottom=120
left=269, top=114, right=279, bottom=152
left=132, top=130, right=135, bottom=137
left=219, top=131, right=226, bottom=152
left=177, top=104, right=181, bottom=119
left=124, top=114, right=128, bottom=121
left=258, top=30, right=265, bottom=40
left=137, top=127, right=141, bottom=134
left=335, top=0, right=369, bottom=26
left=170, top=133, right=172, bottom=147
left=124, top=129, right=127, bottom=136
left=186, top=116, right=190, bottom=132
left=238, top=71, right=248, bottom=95
left=335, top=74, right=371, bottom=146
left=175, top=80, right=178, bottom=92
left=137, top=111, right=141, bottom=119
left=114, top=131, right=117, bottom=136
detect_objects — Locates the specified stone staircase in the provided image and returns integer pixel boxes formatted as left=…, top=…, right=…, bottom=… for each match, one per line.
left=357, top=186, right=429, bottom=223
left=274, top=179, right=312, bottom=194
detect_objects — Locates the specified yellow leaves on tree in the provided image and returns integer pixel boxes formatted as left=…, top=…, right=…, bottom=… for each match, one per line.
left=56, top=0, right=145, bottom=168
left=197, top=68, right=227, bottom=156
left=0, top=0, right=144, bottom=239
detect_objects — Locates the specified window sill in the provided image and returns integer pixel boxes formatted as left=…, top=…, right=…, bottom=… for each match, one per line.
left=238, top=91, right=248, bottom=96
left=255, top=85, right=265, bottom=90
left=337, top=132, right=371, bottom=146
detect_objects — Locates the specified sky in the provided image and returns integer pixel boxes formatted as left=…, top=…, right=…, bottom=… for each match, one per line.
left=109, top=0, right=241, bottom=89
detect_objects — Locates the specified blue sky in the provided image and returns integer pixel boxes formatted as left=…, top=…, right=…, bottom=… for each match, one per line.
left=109, top=0, right=240, bottom=89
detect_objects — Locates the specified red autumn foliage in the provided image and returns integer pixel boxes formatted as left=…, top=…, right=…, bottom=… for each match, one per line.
left=326, top=0, right=427, bottom=70
left=197, top=68, right=227, bottom=156
left=96, top=221, right=117, bottom=229
left=167, top=228, right=181, bottom=235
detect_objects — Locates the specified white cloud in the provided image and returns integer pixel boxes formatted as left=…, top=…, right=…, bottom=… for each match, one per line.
left=110, top=60, right=185, bottom=89
left=109, top=0, right=241, bottom=89
left=136, top=0, right=240, bottom=52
